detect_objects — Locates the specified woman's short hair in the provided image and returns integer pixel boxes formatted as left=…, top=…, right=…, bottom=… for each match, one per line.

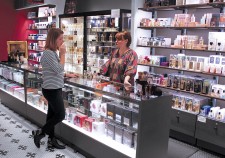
left=45, top=28, right=64, bottom=51
left=115, top=31, right=132, bottom=47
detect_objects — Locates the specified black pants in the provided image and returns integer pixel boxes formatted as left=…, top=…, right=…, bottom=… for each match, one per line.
left=42, top=88, right=65, bottom=138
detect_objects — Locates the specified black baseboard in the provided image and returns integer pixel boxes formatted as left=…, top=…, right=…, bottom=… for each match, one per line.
left=197, top=139, right=225, bottom=157
left=170, top=129, right=196, bottom=145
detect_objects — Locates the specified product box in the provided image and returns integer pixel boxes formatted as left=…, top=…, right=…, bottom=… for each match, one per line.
left=186, top=0, right=202, bottom=4
left=200, top=105, right=211, bottom=116
left=90, top=99, right=101, bottom=114
left=208, top=107, right=220, bottom=119
left=83, top=118, right=95, bottom=132
left=99, top=103, right=107, bottom=117
left=92, top=122, right=105, bottom=136
left=216, top=108, right=225, bottom=120
left=123, top=129, right=135, bottom=148
left=132, top=110, right=138, bottom=129
left=115, top=125, right=123, bottom=143
left=106, top=122, right=115, bottom=140
left=123, top=107, right=132, bottom=126
left=114, top=106, right=123, bottom=123
left=74, top=114, right=88, bottom=127
left=107, top=103, right=115, bottom=120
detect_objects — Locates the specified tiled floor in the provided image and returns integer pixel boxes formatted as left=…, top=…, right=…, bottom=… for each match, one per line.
left=0, top=104, right=85, bottom=158
left=0, top=103, right=223, bottom=158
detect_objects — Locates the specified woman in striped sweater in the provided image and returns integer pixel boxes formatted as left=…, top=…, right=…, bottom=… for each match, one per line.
left=32, top=28, right=77, bottom=149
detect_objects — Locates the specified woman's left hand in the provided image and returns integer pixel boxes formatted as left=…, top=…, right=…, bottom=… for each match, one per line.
left=124, top=76, right=131, bottom=86
left=66, top=73, right=80, bottom=78
left=124, top=76, right=132, bottom=91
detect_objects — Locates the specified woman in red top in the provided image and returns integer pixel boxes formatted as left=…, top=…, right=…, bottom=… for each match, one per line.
left=100, top=31, right=138, bottom=86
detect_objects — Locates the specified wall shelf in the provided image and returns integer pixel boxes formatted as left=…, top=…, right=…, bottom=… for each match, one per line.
left=137, top=45, right=225, bottom=53
left=139, top=2, right=225, bottom=12
left=138, top=26, right=225, bottom=30
left=138, top=63, right=225, bottom=77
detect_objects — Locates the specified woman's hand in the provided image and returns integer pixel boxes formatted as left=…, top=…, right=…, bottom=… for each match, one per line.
left=124, top=76, right=131, bottom=86
left=124, top=76, right=132, bottom=91
left=65, top=73, right=80, bottom=78
left=59, top=43, right=66, bottom=56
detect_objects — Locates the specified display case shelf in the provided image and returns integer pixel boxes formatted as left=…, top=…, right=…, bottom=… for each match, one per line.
left=28, top=15, right=56, bottom=20
left=139, top=2, right=225, bottom=12
left=0, top=87, right=25, bottom=102
left=138, top=63, right=225, bottom=77
left=138, top=26, right=225, bottom=30
left=28, top=59, right=40, bottom=63
left=27, top=39, right=46, bottom=41
left=28, top=49, right=44, bottom=52
left=156, top=84, right=225, bottom=101
left=27, top=28, right=49, bottom=30
left=27, top=102, right=47, bottom=114
left=62, top=120, right=136, bottom=158
left=137, top=45, right=225, bottom=53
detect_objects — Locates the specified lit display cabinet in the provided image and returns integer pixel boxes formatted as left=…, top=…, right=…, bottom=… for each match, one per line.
left=59, top=9, right=131, bottom=75
left=86, top=10, right=131, bottom=74
left=60, top=16, right=84, bottom=75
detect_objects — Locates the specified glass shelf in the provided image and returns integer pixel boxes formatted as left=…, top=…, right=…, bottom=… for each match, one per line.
left=137, top=45, right=225, bottom=53
left=156, top=84, right=225, bottom=101
left=28, top=15, right=56, bottom=20
left=138, top=26, right=225, bottom=30
left=139, top=2, right=225, bottom=12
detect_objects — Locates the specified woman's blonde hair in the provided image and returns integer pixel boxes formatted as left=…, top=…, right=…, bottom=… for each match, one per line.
left=45, top=28, right=64, bottom=51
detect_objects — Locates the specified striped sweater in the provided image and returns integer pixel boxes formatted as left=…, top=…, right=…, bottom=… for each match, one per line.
left=41, top=50, right=64, bottom=89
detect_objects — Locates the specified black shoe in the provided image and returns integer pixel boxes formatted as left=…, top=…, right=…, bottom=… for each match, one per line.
left=33, top=130, right=45, bottom=148
left=48, top=137, right=65, bottom=149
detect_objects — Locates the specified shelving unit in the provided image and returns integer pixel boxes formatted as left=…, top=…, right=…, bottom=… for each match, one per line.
left=26, top=5, right=56, bottom=65
left=137, top=2, right=225, bottom=154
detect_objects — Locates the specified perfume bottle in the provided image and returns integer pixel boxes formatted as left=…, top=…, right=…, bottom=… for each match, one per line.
left=109, top=34, right=113, bottom=42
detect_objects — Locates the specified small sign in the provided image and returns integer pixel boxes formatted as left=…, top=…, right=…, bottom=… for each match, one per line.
left=197, top=115, right=206, bottom=123
left=48, top=16, right=52, bottom=23
left=27, top=0, right=44, bottom=4
left=111, top=9, right=120, bottom=18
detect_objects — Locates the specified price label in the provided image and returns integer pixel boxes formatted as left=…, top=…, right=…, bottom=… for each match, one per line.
left=197, top=115, right=206, bottom=123
left=48, top=16, right=52, bottom=23
left=111, top=9, right=120, bottom=18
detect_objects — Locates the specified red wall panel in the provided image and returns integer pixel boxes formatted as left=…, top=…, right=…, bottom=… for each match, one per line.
left=0, top=0, right=32, bottom=61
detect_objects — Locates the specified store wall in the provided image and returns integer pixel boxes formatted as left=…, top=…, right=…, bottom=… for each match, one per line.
left=0, top=0, right=30, bottom=61
left=76, top=0, right=131, bottom=12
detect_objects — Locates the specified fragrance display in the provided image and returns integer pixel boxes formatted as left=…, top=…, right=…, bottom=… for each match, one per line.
left=138, top=1, right=225, bottom=155
left=0, top=62, right=172, bottom=158
left=26, top=72, right=47, bottom=113
left=63, top=83, right=138, bottom=149
left=143, top=0, right=222, bottom=8
left=26, top=5, right=56, bottom=65
left=60, top=16, right=84, bottom=75
left=172, top=92, right=208, bottom=114
left=86, top=11, right=131, bottom=73
left=0, top=64, right=25, bottom=102
left=59, top=10, right=131, bottom=75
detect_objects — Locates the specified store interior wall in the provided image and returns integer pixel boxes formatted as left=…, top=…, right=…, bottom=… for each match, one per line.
left=76, top=0, right=131, bottom=12
left=0, top=0, right=132, bottom=61
left=0, top=0, right=31, bottom=61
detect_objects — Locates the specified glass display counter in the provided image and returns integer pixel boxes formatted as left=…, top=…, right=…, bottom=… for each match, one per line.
left=0, top=62, right=171, bottom=158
